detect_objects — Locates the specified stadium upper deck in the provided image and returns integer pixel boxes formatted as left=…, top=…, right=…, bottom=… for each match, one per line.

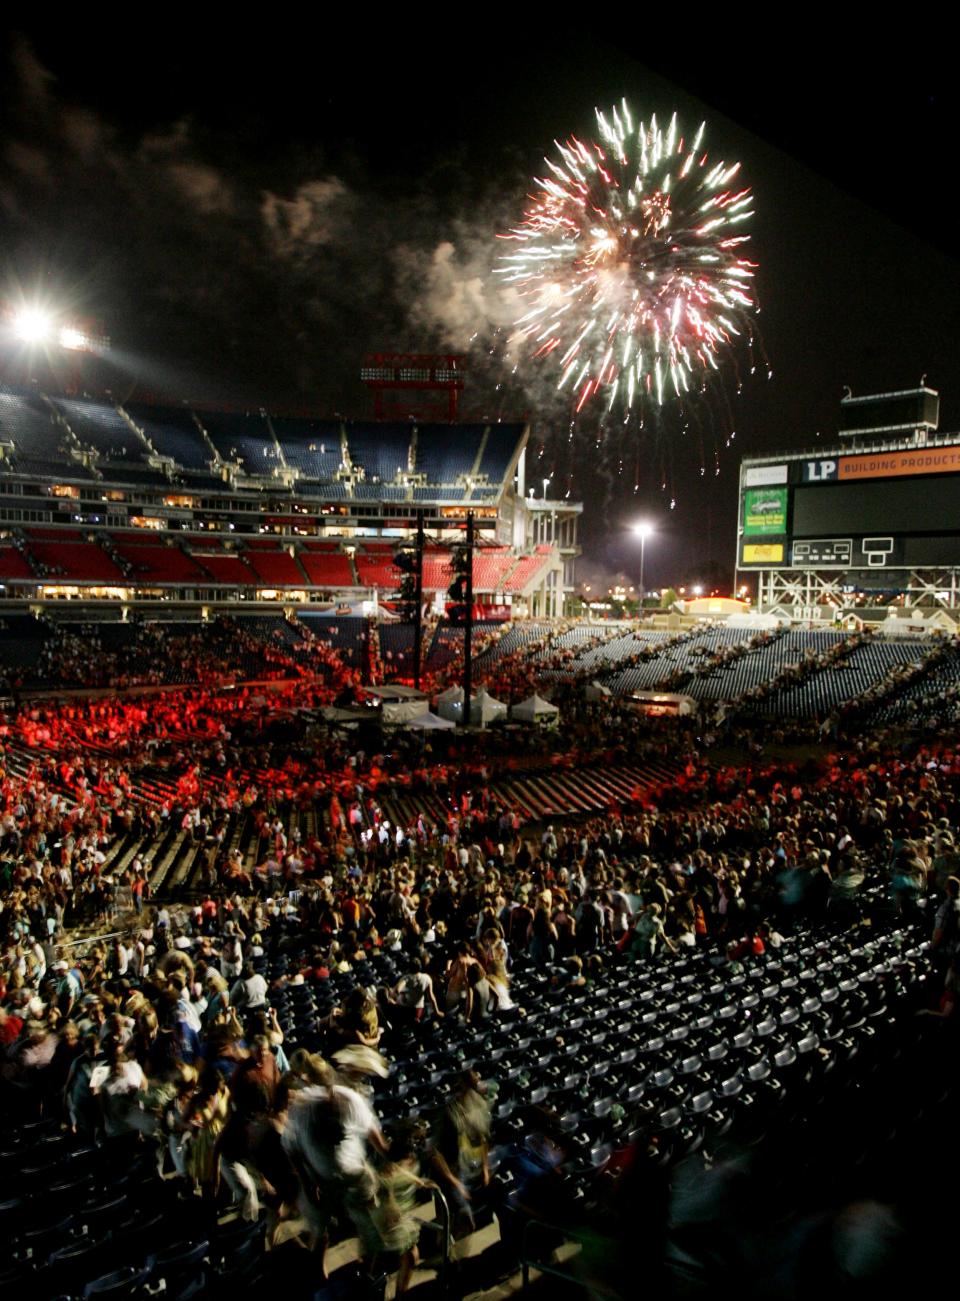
left=0, top=385, right=580, bottom=615
left=0, top=385, right=522, bottom=501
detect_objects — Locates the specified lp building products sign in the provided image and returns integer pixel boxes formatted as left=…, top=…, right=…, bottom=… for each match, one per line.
left=743, top=487, right=788, bottom=536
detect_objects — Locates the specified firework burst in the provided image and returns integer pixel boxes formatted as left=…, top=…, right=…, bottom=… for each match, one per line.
left=497, top=102, right=756, bottom=415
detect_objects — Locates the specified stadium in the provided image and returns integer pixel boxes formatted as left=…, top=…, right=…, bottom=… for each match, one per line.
left=1, top=52, right=959, bottom=1301
left=1, top=337, right=958, bottom=1299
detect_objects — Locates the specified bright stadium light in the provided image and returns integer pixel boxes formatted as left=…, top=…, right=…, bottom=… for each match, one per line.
left=4, top=299, right=106, bottom=354
left=12, top=306, right=53, bottom=344
left=631, top=521, right=654, bottom=606
left=59, top=326, right=88, bottom=351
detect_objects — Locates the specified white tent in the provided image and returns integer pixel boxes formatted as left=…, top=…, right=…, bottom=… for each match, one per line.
left=381, top=698, right=430, bottom=724
left=436, top=686, right=465, bottom=722
left=471, top=688, right=508, bottom=726
left=511, top=693, right=560, bottom=725
left=320, top=705, right=372, bottom=726
left=405, top=710, right=456, bottom=731
left=585, top=681, right=612, bottom=701
left=437, top=686, right=509, bottom=725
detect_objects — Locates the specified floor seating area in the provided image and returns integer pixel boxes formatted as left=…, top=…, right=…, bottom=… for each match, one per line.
left=0, top=613, right=52, bottom=675
left=425, top=623, right=464, bottom=672
left=0, top=605, right=952, bottom=726
left=295, top=613, right=366, bottom=664
left=0, top=1132, right=271, bottom=1300
left=680, top=629, right=840, bottom=702
left=0, top=910, right=933, bottom=1301
left=378, top=621, right=415, bottom=668
left=532, top=627, right=938, bottom=716
left=478, top=621, right=552, bottom=662
left=747, top=638, right=931, bottom=718
left=377, top=916, right=927, bottom=1164
left=870, top=645, right=960, bottom=727
left=545, top=628, right=673, bottom=681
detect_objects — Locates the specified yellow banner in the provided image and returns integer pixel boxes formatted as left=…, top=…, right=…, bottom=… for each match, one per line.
left=742, top=543, right=784, bottom=563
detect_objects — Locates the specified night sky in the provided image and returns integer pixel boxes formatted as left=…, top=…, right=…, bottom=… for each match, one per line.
left=2, top=25, right=959, bottom=590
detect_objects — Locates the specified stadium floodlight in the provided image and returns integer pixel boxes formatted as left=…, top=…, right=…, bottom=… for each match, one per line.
left=12, top=306, right=53, bottom=344
left=4, top=300, right=107, bottom=353
left=59, top=326, right=88, bottom=351
left=631, top=522, right=654, bottom=604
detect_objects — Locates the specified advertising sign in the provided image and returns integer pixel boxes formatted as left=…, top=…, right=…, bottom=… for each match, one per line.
left=743, top=487, right=788, bottom=536
left=744, top=464, right=788, bottom=487
left=839, top=447, right=960, bottom=480
left=801, top=458, right=839, bottom=482
left=741, top=543, right=785, bottom=564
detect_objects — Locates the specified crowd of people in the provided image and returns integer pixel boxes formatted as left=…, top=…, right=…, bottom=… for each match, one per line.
left=0, top=613, right=370, bottom=694
left=2, top=616, right=960, bottom=1295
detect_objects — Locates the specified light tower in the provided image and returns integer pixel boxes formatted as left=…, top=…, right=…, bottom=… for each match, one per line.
left=632, top=521, right=654, bottom=608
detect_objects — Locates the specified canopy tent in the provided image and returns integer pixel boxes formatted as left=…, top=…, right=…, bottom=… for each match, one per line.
left=472, top=688, right=508, bottom=725
left=382, top=698, right=430, bottom=724
left=511, top=693, right=560, bottom=725
left=436, top=685, right=464, bottom=721
left=437, top=686, right=509, bottom=725
left=320, top=705, right=373, bottom=727
left=585, top=681, right=612, bottom=701
left=404, top=710, right=456, bottom=731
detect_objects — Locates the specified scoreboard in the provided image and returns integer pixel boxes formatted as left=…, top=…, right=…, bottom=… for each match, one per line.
left=738, top=441, right=960, bottom=572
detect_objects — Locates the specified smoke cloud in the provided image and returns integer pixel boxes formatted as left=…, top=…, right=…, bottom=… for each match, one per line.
left=0, top=36, right=542, bottom=414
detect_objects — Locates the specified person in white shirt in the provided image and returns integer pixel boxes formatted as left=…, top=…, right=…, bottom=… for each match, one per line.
left=283, top=1080, right=389, bottom=1256
left=230, top=963, right=268, bottom=1014
left=89, top=1044, right=146, bottom=1138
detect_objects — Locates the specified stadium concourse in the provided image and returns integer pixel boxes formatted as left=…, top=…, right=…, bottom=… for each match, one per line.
left=2, top=391, right=960, bottom=1298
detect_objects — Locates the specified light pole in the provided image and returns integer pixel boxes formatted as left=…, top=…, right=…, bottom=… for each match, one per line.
left=632, top=522, right=654, bottom=614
